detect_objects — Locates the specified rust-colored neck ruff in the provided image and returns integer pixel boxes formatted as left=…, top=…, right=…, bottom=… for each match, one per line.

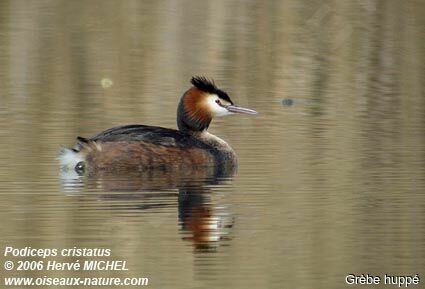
left=177, top=87, right=212, bottom=133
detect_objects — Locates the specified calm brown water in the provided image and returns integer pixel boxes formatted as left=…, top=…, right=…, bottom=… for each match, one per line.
left=1, top=1, right=424, bottom=288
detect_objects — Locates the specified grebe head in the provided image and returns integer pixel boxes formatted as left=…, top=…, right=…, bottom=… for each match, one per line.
left=177, top=76, right=257, bottom=133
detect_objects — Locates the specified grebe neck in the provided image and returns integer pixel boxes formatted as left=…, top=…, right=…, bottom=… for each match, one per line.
left=177, top=87, right=212, bottom=134
left=193, top=131, right=235, bottom=155
left=175, top=85, right=236, bottom=159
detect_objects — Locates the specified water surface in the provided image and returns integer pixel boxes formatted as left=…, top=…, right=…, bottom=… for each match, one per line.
left=1, top=1, right=424, bottom=288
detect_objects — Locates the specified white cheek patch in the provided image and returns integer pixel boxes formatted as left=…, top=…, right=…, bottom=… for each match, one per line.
left=206, top=95, right=233, bottom=117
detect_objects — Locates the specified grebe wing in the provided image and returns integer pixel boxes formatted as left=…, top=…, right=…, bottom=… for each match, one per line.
left=89, top=124, right=205, bottom=148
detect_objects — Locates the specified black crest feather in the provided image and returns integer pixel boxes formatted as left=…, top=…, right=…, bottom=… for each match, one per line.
left=190, top=76, right=233, bottom=104
left=191, top=76, right=217, bottom=94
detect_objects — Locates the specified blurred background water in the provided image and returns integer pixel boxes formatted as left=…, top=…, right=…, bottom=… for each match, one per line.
left=0, top=1, right=424, bottom=288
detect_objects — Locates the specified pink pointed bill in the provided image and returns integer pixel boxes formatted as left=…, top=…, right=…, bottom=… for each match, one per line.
left=226, top=105, right=258, bottom=115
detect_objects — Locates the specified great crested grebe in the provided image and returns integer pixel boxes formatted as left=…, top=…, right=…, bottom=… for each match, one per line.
left=60, top=76, right=257, bottom=174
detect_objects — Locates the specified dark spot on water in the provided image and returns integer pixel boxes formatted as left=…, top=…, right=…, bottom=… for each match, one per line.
left=75, top=161, right=85, bottom=175
left=282, top=99, right=294, bottom=107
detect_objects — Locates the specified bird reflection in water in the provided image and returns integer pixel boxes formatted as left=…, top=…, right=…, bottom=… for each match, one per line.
left=60, top=164, right=235, bottom=252
left=178, top=187, right=234, bottom=252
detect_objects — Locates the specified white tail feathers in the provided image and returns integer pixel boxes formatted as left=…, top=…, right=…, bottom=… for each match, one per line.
left=58, top=148, right=85, bottom=171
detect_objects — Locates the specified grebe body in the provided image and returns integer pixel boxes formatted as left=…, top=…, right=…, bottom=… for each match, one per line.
left=60, top=77, right=257, bottom=174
